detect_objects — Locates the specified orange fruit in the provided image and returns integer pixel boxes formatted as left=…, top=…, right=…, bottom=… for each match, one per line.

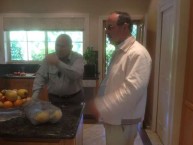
left=26, top=97, right=31, bottom=102
left=0, top=101, right=4, bottom=108
left=14, top=99, right=23, bottom=107
left=22, top=98, right=27, bottom=103
left=3, top=101, right=13, bottom=108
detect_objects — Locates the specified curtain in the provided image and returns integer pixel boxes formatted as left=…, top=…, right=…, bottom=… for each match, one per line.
left=3, top=17, right=85, bottom=30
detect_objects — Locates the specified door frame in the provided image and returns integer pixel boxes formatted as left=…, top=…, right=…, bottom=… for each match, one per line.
left=152, top=0, right=190, bottom=145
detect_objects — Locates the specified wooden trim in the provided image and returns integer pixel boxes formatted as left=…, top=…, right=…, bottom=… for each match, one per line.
left=179, top=0, right=193, bottom=145
left=138, top=125, right=152, bottom=145
left=183, top=0, right=193, bottom=100
left=184, top=101, right=193, bottom=112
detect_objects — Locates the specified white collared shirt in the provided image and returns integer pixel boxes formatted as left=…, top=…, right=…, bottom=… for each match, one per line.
left=32, top=51, right=84, bottom=99
left=95, top=36, right=152, bottom=125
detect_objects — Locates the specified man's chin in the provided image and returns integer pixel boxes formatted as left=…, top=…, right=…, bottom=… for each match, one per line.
left=57, top=54, right=65, bottom=58
left=110, top=40, right=116, bottom=45
left=58, top=55, right=68, bottom=60
left=108, top=38, right=115, bottom=45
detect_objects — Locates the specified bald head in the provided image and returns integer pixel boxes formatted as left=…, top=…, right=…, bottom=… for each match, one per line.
left=105, top=11, right=132, bottom=45
left=55, top=34, right=73, bottom=58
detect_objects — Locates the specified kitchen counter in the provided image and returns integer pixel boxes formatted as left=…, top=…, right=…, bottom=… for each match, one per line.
left=1, top=74, right=99, bottom=80
left=2, top=74, right=36, bottom=79
left=0, top=103, right=84, bottom=145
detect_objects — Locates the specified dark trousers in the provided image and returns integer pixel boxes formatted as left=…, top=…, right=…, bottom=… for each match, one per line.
left=48, top=90, right=84, bottom=107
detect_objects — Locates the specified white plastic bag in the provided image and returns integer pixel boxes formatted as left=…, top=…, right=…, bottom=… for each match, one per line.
left=0, top=108, right=23, bottom=122
left=23, top=100, right=62, bottom=125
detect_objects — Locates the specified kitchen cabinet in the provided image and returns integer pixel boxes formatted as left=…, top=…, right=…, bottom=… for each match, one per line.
left=0, top=78, right=6, bottom=91
left=83, top=79, right=99, bottom=95
left=5, top=78, right=33, bottom=95
left=82, top=78, right=99, bottom=119
left=1, top=77, right=48, bottom=101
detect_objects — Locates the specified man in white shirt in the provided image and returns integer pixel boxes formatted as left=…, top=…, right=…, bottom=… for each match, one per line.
left=89, top=11, right=152, bottom=145
left=32, top=34, right=84, bottom=106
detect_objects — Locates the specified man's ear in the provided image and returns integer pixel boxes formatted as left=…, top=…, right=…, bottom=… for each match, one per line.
left=123, top=23, right=129, bottom=30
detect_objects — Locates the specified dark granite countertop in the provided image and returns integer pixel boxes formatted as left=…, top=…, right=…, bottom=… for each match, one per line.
left=0, top=103, right=84, bottom=139
left=1, top=74, right=35, bottom=79
left=1, top=74, right=99, bottom=80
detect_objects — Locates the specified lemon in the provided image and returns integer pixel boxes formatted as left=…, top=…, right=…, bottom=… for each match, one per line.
left=34, top=111, right=49, bottom=123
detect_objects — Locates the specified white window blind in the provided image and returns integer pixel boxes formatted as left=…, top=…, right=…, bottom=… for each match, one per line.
left=3, top=17, right=85, bottom=30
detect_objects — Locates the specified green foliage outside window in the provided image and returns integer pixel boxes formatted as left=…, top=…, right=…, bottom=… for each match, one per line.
left=6, top=31, right=83, bottom=62
left=31, top=48, right=45, bottom=61
left=11, top=41, right=23, bottom=60
left=105, top=38, right=115, bottom=68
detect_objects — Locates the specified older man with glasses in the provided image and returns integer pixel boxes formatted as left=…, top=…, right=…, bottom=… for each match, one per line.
left=89, top=11, right=152, bottom=145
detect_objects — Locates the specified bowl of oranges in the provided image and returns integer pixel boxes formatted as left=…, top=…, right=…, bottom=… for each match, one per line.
left=0, top=89, right=31, bottom=110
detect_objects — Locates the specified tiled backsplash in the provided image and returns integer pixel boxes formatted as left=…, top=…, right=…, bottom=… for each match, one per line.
left=0, top=64, right=40, bottom=76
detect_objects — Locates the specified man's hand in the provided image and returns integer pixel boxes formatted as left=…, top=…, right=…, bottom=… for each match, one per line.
left=88, top=100, right=100, bottom=121
left=46, top=54, right=60, bottom=65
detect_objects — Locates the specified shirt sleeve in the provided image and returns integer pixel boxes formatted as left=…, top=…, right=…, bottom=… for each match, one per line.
left=32, top=60, right=48, bottom=99
left=57, top=56, right=84, bottom=80
left=95, top=52, right=152, bottom=118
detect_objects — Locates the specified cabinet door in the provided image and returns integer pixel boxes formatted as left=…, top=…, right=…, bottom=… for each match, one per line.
left=5, top=78, right=48, bottom=100
left=6, top=79, right=33, bottom=97
left=0, top=78, right=6, bottom=90
left=39, top=86, right=48, bottom=101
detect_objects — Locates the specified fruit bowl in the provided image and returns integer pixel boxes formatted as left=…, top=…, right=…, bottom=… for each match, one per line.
left=0, top=89, right=31, bottom=110
left=0, top=105, right=23, bottom=113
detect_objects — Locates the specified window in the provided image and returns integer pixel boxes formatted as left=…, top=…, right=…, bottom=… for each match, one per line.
left=1, top=14, right=88, bottom=63
left=5, top=31, right=83, bottom=62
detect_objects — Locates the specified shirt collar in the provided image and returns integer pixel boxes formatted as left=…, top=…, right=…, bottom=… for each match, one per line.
left=59, top=52, right=72, bottom=62
left=116, top=36, right=136, bottom=53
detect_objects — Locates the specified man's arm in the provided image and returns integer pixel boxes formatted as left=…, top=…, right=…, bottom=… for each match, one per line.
left=94, top=51, right=152, bottom=118
left=57, top=56, right=84, bottom=80
left=32, top=60, right=48, bottom=99
left=45, top=53, right=84, bottom=80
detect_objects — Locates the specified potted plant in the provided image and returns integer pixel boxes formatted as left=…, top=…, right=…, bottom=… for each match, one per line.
left=83, top=47, right=97, bottom=77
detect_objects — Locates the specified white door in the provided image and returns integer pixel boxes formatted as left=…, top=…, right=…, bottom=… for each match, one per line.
left=156, top=6, right=174, bottom=145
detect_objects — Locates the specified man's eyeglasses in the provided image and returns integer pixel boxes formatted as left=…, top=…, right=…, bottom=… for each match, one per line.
left=105, top=22, right=128, bottom=31
left=56, top=43, right=71, bottom=49
left=105, top=25, right=114, bottom=31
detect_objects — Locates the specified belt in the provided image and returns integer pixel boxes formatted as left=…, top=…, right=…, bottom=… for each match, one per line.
left=121, top=118, right=141, bottom=125
left=49, top=90, right=81, bottom=98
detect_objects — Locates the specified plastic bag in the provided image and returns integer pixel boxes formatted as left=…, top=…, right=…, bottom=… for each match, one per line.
left=0, top=108, right=23, bottom=122
left=23, top=100, right=63, bottom=125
